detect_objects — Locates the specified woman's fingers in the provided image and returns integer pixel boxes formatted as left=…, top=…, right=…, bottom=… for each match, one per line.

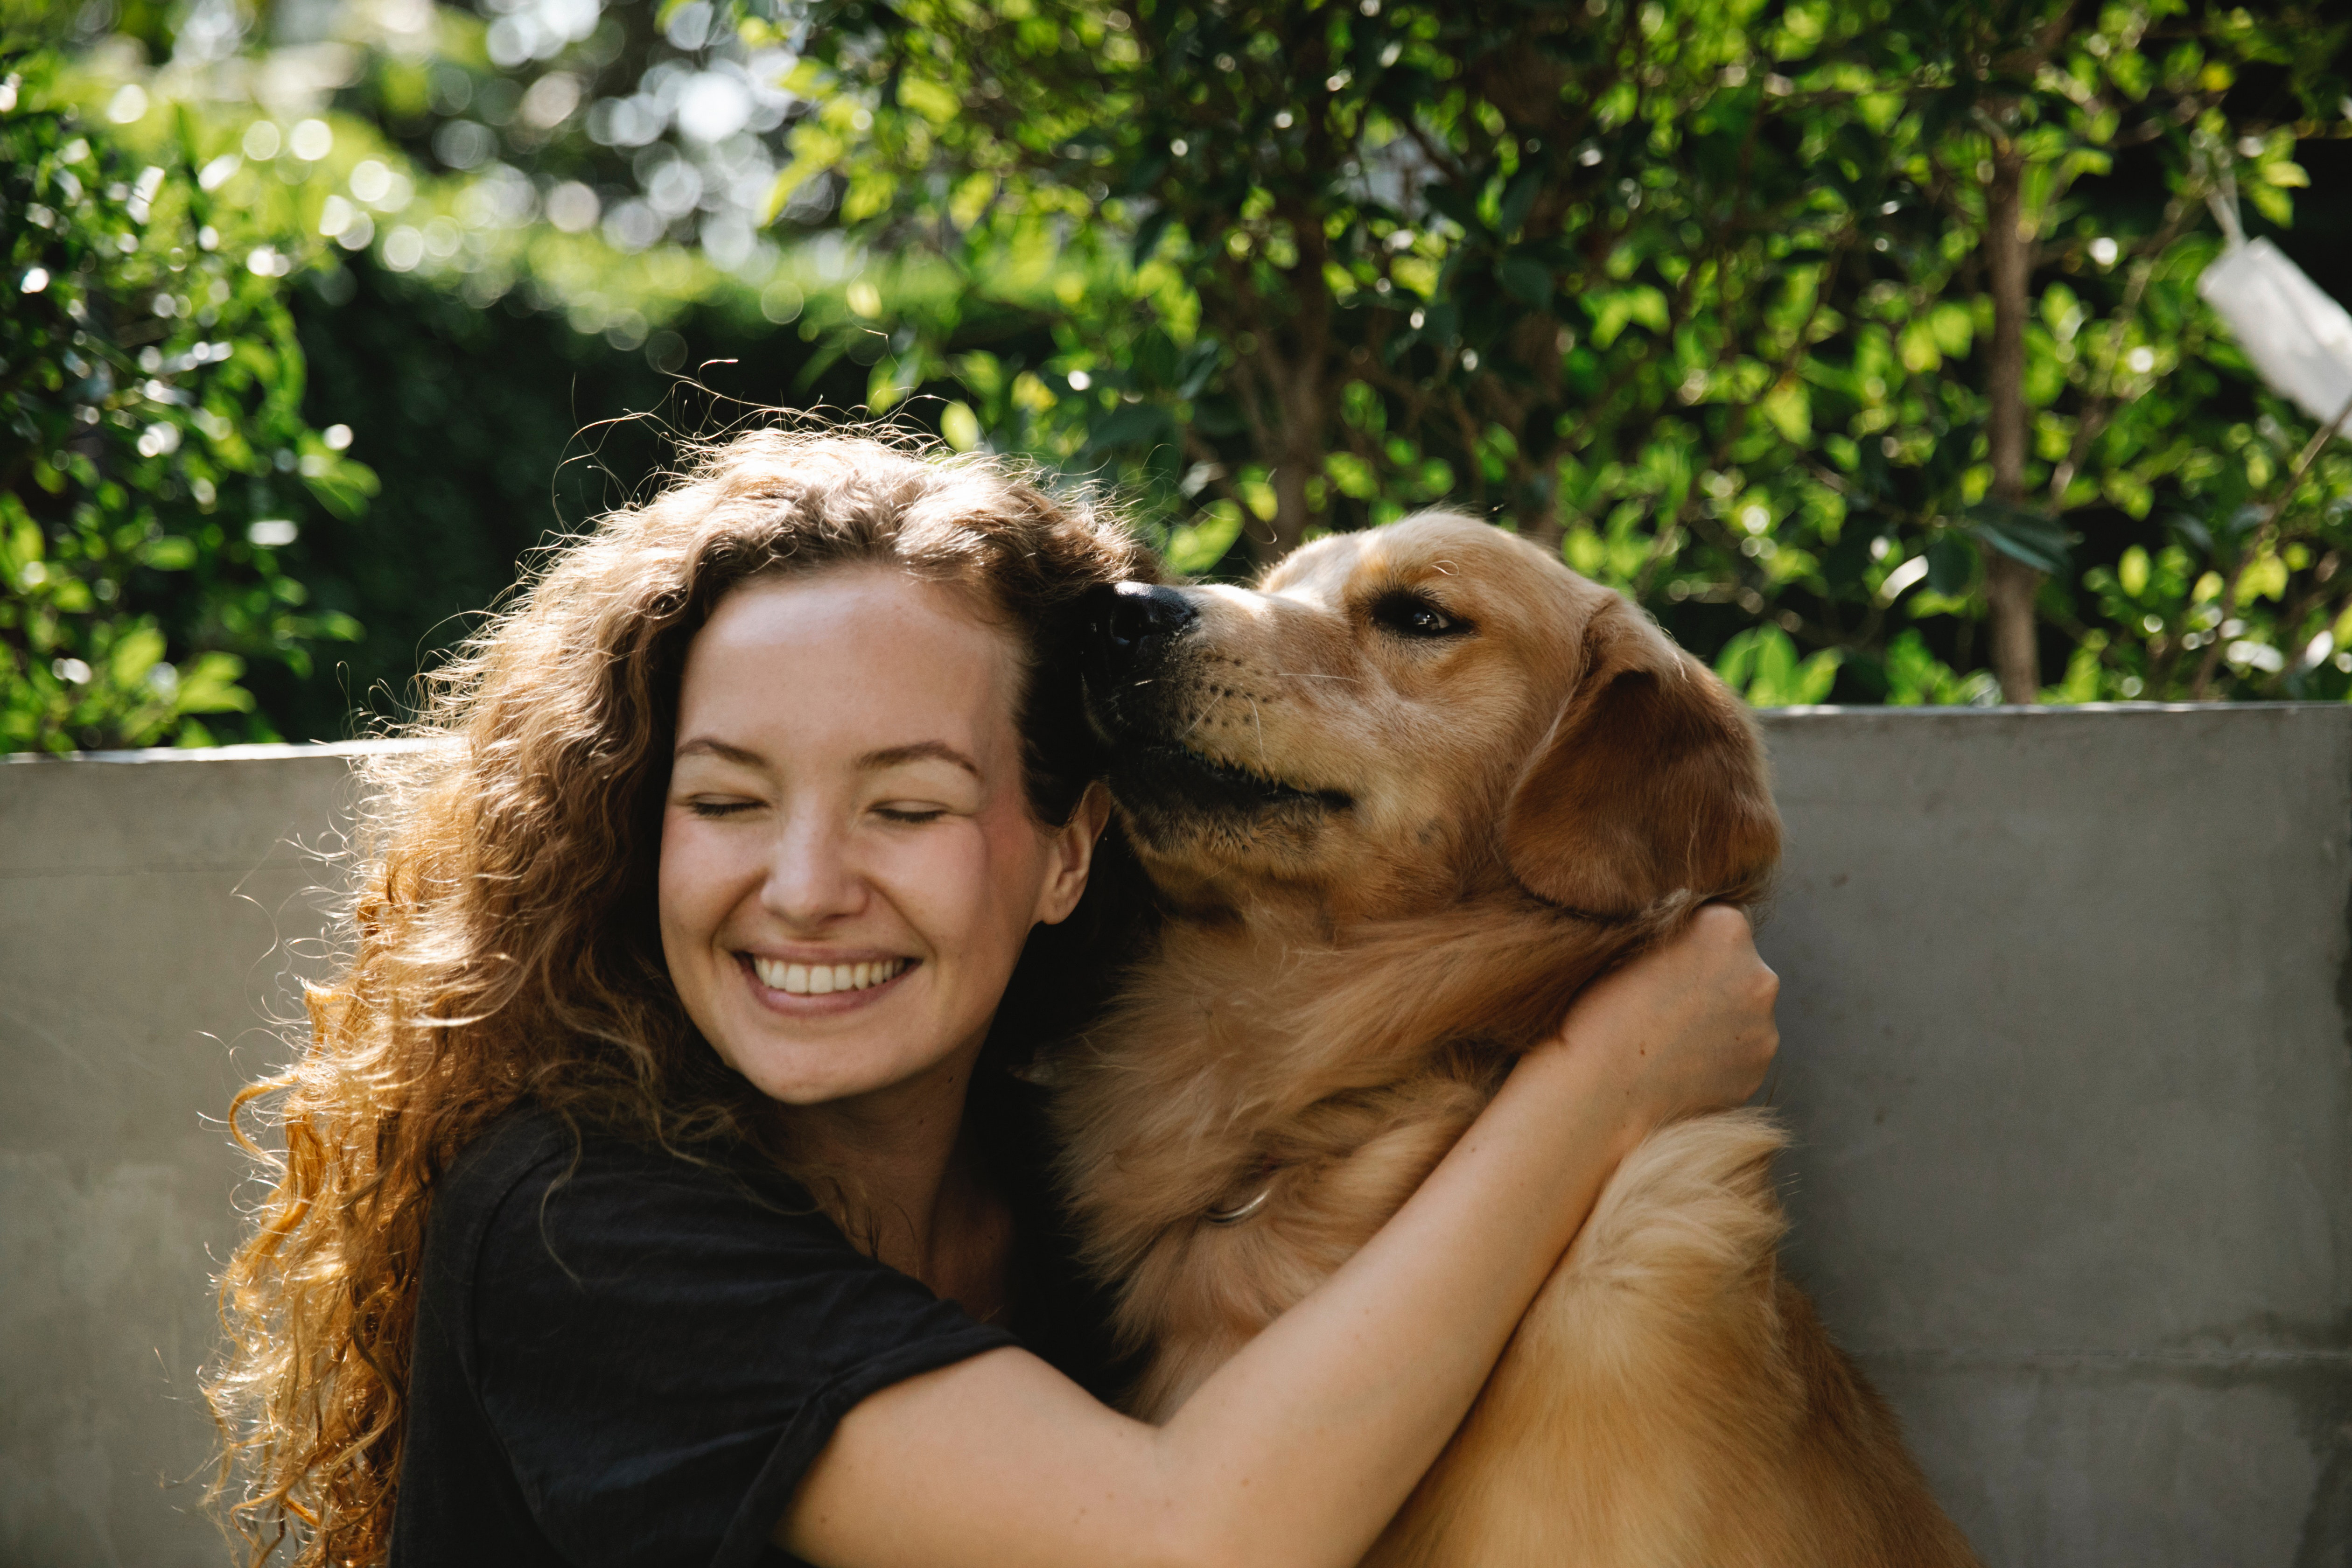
left=1696, top=904, right=1781, bottom=1094
left=1548, top=903, right=1781, bottom=1126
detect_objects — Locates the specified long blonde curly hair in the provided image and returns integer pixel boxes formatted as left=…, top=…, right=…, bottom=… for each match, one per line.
left=203, top=427, right=1161, bottom=1567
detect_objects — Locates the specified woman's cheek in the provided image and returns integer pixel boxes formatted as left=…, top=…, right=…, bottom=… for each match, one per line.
left=657, top=815, right=704, bottom=925
left=655, top=813, right=691, bottom=950
left=972, top=808, right=1061, bottom=947
left=658, top=814, right=743, bottom=974
left=869, top=822, right=982, bottom=951
left=889, top=818, right=1035, bottom=978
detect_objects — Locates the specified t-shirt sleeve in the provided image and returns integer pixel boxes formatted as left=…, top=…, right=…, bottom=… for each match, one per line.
left=463, top=1141, right=1018, bottom=1568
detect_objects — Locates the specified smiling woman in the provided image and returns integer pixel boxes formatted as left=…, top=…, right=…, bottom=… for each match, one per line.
left=204, top=427, right=1158, bottom=1565
left=204, top=425, right=1779, bottom=1568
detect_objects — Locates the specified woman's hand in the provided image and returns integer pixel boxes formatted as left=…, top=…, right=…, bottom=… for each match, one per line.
left=1539, top=903, right=1779, bottom=1145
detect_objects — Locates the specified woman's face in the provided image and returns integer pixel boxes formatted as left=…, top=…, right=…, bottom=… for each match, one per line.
left=658, top=567, right=1101, bottom=1109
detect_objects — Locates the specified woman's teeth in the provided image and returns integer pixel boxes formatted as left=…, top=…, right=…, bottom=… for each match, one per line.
left=750, top=956, right=909, bottom=996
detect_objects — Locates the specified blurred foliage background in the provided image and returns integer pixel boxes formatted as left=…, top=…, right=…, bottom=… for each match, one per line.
left=4, top=0, right=2350, bottom=750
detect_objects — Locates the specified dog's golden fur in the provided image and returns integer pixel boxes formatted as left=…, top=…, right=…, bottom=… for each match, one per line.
left=1054, top=513, right=1977, bottom=1565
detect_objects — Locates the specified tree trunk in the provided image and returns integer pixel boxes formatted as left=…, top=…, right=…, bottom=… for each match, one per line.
left=1983, top=141, right=2041, bottom=704
left=1263, top=450, right=1315, bottom=564
left=1247, top=192, right=1334, bottom=571
left=1251, top=372, right=1324, bottom=569
left=1521, top=469, right=1566, bottom=556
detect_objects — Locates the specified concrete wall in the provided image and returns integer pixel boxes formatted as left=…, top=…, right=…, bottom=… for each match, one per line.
left=0, top=745, right=371, bottom=1566
left=1762, top=707, right=2352, bottom=1568
left=1, top=709, right=2347, bottom=1565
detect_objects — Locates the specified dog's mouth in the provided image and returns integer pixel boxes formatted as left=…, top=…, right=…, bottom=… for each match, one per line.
left=1083, top=667, right=1352, bottom=825
left=1111, top=739, right=1355, bottom=816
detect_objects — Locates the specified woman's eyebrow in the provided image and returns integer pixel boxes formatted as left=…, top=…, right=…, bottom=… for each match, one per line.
left=857, top=741, right=980, bottom=777
left=675, top=736, right=764, bottom=766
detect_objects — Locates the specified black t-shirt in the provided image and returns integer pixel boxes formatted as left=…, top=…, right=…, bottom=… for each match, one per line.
left=391, top=1086, right=1112, bottom=1568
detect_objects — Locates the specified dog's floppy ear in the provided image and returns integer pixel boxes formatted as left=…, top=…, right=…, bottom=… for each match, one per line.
left=1503, top=595, right=1781, bottom=916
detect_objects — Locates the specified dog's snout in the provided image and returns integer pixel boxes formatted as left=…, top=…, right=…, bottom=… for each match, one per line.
left=1084, top=581, right=1198, bottom=672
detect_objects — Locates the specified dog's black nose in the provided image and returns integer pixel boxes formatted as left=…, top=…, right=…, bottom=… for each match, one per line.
left=1082, top=581, right=1198, bottom=673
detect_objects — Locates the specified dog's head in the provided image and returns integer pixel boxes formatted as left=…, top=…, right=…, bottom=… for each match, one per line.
left=1079, top=511, right=1779, bottom=922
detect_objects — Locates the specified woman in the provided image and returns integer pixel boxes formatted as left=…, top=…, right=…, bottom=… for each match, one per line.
left=209, top=428, right=1778, bottom=1568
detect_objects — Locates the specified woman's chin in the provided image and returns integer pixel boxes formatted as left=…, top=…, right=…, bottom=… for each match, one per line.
left=710, top=989, right=965, bottom=1109
left=728, top=1046, right=948, bottom=1109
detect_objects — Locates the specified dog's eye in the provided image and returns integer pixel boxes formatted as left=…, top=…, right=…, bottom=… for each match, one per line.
left=1402, top=605, right=1453, bottom=635
left=1372, top=593, right=1465, bottom=639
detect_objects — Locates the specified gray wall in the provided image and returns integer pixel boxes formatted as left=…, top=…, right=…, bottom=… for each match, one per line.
left=1, top=745, right=369, bottom=1566
left=2, top=710, right=2348, bottom=1565
left=1764, top=707, right=2352, bottom=1568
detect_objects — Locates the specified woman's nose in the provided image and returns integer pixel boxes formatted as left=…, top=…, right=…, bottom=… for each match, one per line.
left=759, top=812, right=867, bottom=925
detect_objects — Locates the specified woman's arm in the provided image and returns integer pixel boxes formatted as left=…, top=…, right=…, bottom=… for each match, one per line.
left=782, top=904, right=1779, bottom=1568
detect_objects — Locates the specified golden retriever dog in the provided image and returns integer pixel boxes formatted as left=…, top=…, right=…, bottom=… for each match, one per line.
left=1054, top=511, right=1977, bottom=1566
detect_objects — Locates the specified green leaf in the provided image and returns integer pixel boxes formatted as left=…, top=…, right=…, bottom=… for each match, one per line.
left=840, top=172, right=897, bottom=224
left=1498, top=256, right=1554, bottom=308
left=109, top=626, right=166, bottom=686
left=1132, top=328, right=1179, bottom=390
left=1131, top=206, right=1176, bottom=267
left=1899, top=318, right=1943, bottom=373
left=1713, top=626, right=1768, bottom=692
left=2053, top=638, right=2105, bottom=703
left=1080, top=403, right=1179, bottom=457
left=1164, top=502, right=1245, bottom=576
left=1787, top=650, right=1843, bottom=706
left=1422, top=180, right=1482, bottom=233
left=1961, top=503, right=2072, bottom=574
left=1498, top=164, right=1544, bottom=237
left=1175, top=340, right=1221, bottom=400
left=1717, top=624, right=1842, bottom=707
left=938, top=401, right=980, bottom=451
left=1583, top=287, right=1666, bottom=348
left=1325, top=451, right=1377, bottom=500
left=141, top=536, right=198, bottom=570
left=1882, top=630, right=1963, bottom=706
left=896, top=75, right=960, bottom=126
left=2118, top=546, right=2151, bottom=598
left=1927, top=301, right=1974, bottom=357
left=1761, top=383, right=1810, bottom=443
left=1925, top=534, right=1975, bottom=596
left=171, top=651, right=254, bottom=714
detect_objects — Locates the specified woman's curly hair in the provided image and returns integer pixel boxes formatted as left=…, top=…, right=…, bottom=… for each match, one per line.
left=203, top=427, right=1162, bottom=1567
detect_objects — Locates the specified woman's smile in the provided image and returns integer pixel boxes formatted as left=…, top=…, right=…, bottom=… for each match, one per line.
left=739, top=951, right=918, bottom=1008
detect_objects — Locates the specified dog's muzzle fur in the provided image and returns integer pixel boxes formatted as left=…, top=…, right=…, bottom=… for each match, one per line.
left=1077, top=581, right=1353, bottom=840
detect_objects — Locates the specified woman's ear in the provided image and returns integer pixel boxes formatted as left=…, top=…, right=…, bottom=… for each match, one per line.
left=1503, top=598, right=1781, bottom=917
left=1034, top=781, right=1113, bottom=926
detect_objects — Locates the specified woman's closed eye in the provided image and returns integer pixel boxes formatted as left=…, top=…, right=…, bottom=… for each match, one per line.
left=871, top=801, right=952, bottom=825
left=682, top=795, right=763, bottom=819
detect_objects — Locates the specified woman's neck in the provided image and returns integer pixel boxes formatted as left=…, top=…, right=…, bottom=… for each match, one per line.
left=770, top=1045, right=1012, bottom=1318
